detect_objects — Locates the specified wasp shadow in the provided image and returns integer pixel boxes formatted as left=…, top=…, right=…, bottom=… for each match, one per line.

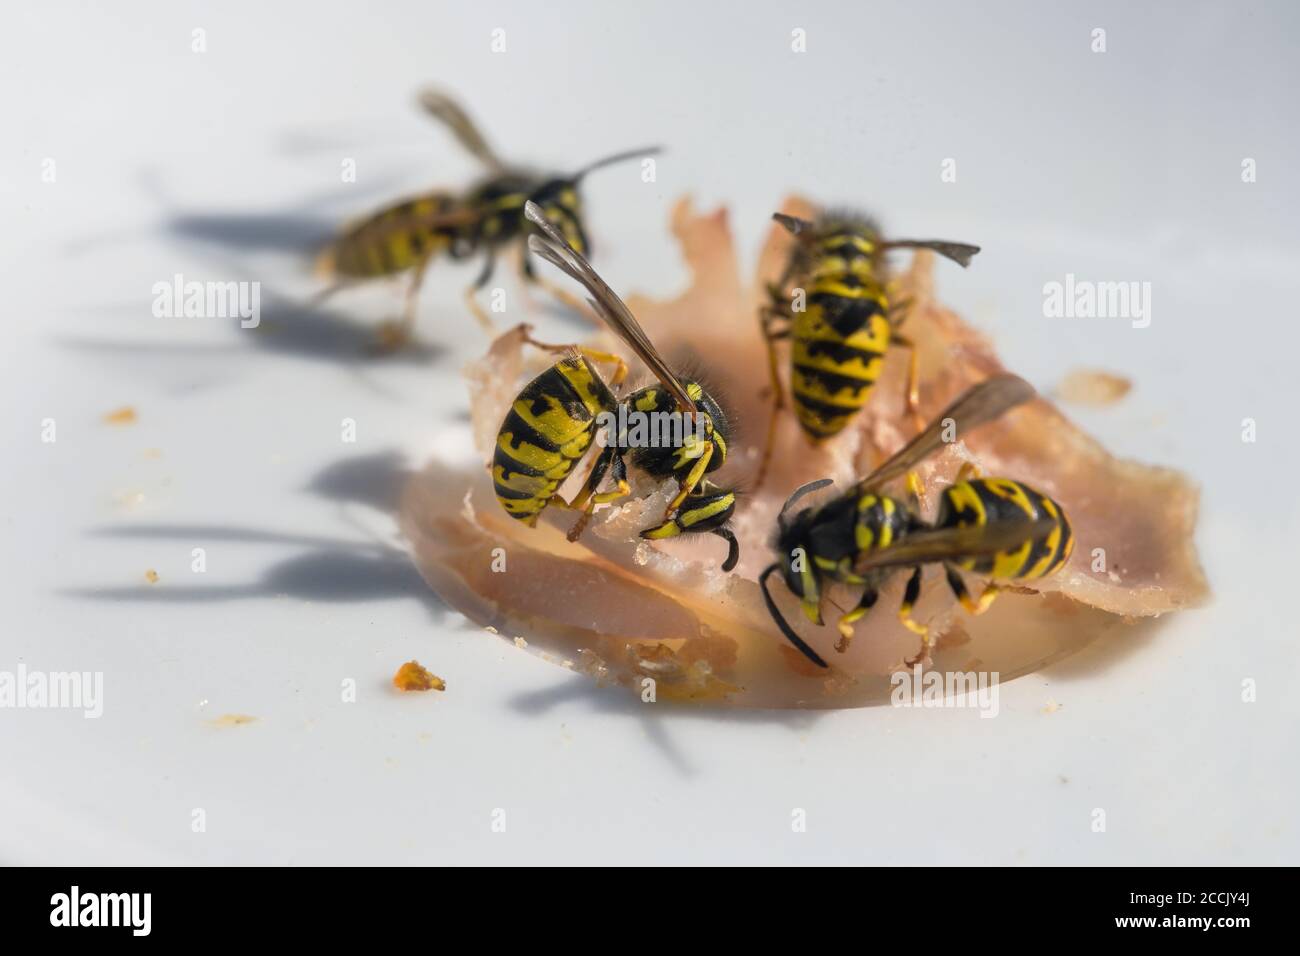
left=67, top=451, right=461, bottom=622
left=507, top=673, right=825, bottom=778
left=61, top=165, right=460, bottom=367
left=58, top=287, right=448, bottom=371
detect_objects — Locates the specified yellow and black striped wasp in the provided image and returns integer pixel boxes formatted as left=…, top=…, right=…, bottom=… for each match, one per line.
left=489, top=202, right=740, bottom=570
left=759, top=374, right=1074, bottom=668
left=755, top=210, right=981, bottom=487
left=316, top=89, right=659, bottom=347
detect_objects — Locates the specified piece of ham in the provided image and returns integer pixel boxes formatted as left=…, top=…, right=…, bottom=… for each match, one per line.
left=400, top=196, right=1210, bottom=707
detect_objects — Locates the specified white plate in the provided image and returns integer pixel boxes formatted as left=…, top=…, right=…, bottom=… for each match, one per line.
left=1, top=1, right=1295, bottom=864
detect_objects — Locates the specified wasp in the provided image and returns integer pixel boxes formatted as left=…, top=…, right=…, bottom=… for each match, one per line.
left=755, top=210, right=981, bottom=487
left=759, top=374, right=1074, bottom=668
left=489, top=202, right=740, bottom=570
left=316, top=89, right=659, bottom=347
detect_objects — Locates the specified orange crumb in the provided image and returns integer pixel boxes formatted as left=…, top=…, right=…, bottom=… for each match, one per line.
left=144, top=569, right=160, bottom=584
left=103, top=406, right=137, bottom=425
left=392, top=660, right=446, bottom=692
left=207, top=713, right=257, bottom=727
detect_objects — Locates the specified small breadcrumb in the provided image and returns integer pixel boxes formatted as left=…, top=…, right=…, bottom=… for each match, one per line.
left=392, top=660, right=446, bottom=692
left=207, top=713, right=257, bottom=727
left=103, top=406, right=138, bottom=425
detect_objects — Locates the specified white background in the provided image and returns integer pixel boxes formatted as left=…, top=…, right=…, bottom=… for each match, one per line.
left=1, top=1, right=1296, bottom=864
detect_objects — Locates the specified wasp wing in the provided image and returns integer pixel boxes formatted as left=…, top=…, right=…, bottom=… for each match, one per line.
left=856, top=375, right=1036, bottom=492
left=852, top=519, right=1058, bottom=574
left=524, top=202, right=695, bottom=412
left=417, top=88, right=506, bottom=173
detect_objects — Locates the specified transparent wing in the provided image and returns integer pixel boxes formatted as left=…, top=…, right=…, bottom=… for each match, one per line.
left=856, top=375, right=1036, bottom=491
left=852, top=519, right=1057, bottom=574
left=417, top=88, right=506, bottom=172
left=524, top=201, right=695, bottom=411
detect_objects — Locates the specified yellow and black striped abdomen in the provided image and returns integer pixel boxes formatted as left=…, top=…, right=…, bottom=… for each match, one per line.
left=493, top=357, right=616, bottom=524
left=325, top=192, right=463, bottom=278
left=936, top=478, right=1074, bottom=580
left=789, top=267, right=891, bottom=440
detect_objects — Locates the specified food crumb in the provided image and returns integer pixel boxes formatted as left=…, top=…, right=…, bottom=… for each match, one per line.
left=144, top=569, right=160, bottom=584
left=207, top=713, right=257, bottom=727
left=392, top=660, right=446, bottom=692
left=513, top=637, right=528, bottom=649
left=1042, top=699, right=1063, bottom=714
left=103, top=406, right=138, bottom=425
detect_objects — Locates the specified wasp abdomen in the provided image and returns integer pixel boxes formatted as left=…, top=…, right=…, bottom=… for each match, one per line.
left=493, top=358, right=614, bottom=522
left=328, top=193, right=464, bottom=278
left=936, top=478, right=1074, bottom=579
left=789, top=239, right=892, bottom=440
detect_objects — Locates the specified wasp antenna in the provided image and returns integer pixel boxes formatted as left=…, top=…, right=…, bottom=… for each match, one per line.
left=777, top=478, right=834, bottom=531
left=772, top=212, right=815, bottom=236
left=881, top=239, right=981, bottom=268
left=759, top=565, right=828, bottom=668
left=571, top=146, right=663, bottom=183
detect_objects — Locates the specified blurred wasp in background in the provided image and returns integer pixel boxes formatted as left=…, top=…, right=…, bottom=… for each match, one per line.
left=316, top=89, right=659, bottom=348
left=488, top=202, right=740, bottom=571
left=759, top=374, right=1074, bottom=668
left=755, top=209, right=980, bottom=487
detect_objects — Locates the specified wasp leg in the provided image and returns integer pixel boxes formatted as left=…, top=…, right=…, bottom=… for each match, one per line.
left=664, top=439, right=714, bottom=517
left=374, top=248, right=441, bottom=350
left=889, top=332, right=923, bottom=430
left=512, top=243, right=539, bottom=310
left=462, top=249, right=499, bottom=335
left=887, top=296, right=915, bottom=327
left=641, top=482, right=738, bottom=570
left=755, top=299, right=793, bottom=491
left=520, top=251, right=593, bottom=319
left=521, top=333, right=628, bottom=388
left=533, top=479, right=630, bottom=535
left=944, top=564, right=1001, bottom=615
left=709, top=526, right=740, bottom=573
left=897, top=566, right=928, bottom=638
left=906, top=470, right=925, bottom=510
left=955, top=460, right=983, bottom=482
left=835, top=586, right=879, bottom=654
left=565, top=447, right=631, bottom=542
